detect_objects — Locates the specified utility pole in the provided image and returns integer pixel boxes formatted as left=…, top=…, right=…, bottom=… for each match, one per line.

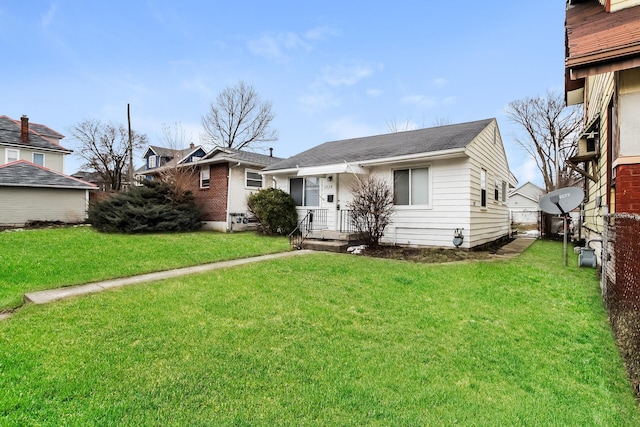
left=127, top=104, right=133, bottom=189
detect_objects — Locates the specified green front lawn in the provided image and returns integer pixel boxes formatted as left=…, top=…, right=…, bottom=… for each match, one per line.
left=1, top=241, right=637, bottom=425
left=0, top=227, right=290, bottom=310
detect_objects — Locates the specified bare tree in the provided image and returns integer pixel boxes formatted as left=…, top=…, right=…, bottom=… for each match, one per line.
left=70, top=119, right=147, bottom=191
left=506, top=91, right=583, bottom=191
left=157, top=122, right=198, bottom=202
left=347, top=176, right=394, bottom=248
left=201, top=81, right=278, bottom=150
left=431, top=116, right=451, bottom=127
left=385, top=118, right=415, bottom=133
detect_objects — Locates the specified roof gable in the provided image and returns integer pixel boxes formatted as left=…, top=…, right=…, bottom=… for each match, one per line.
left=0, top=160, right=97, bottom=189
left=202, top=147, right=283, bottom=167
left=0, top=115, right=71, bottom=153
left=265, top=119, right=493, bottom=171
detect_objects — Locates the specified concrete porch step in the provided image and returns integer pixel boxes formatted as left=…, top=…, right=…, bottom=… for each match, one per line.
left=302, top=239, right=350, bottom=253
left=308, top=230, right=363, bottom=242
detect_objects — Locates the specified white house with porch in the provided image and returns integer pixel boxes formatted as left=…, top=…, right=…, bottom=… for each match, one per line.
left=263, top=118, right=516, bottom=249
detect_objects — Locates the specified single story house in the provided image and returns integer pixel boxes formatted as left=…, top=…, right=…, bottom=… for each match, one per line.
left=0, top=115, right=97, bottom=226
left=263, top=118, right=516, bottom=249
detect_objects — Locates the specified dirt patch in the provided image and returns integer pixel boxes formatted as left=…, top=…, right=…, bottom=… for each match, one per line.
left=357, top=238, right=513, bottom=264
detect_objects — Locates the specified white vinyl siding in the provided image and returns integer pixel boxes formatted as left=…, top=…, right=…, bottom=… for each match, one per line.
left=0, top=187, right=89, bottom=226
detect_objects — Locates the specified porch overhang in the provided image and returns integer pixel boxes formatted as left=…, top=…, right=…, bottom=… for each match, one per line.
left=296, top=163, right=368, bottom=176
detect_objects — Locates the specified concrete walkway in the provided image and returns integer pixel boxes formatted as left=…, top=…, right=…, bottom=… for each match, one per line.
left=22, top=250, right=314, bottom=307
left=494, top=235, right=537, bottom=256
left=0, top=238, right=538, bottom=322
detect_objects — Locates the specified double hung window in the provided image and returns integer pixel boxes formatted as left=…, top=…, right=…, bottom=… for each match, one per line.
left=393, top=167, right=429, bottom=205
left=33, top=152, right=44, bottom=166
left=200, top=168, right=210, bottom=188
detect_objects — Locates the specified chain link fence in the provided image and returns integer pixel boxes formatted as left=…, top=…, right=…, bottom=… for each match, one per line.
left=602, top=213, right=640, bottom=394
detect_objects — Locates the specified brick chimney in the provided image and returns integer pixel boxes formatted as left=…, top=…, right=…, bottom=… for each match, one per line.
left=20, top=115, right=29, bottom=143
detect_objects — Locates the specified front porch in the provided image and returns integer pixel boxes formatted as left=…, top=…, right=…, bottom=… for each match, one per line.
left=289, top=208, right=364, bottom=252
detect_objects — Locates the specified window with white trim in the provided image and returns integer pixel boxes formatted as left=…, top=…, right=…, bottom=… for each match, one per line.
left=246, top=170, right=263, bottom=188
left=6, top=149, right=19, bottom=163
left=148, top=155, right=157, bottom=168
left=289, top=177, right=320, bottom=206
left=494, top=179, right=499, bottom=201
left=502, top=181, right=507, bottom=202
left=33, top=152, right=44, bottom=166
left=200, top=167, right=210, bottom=188
left=393, top=167, right=429, bottom=205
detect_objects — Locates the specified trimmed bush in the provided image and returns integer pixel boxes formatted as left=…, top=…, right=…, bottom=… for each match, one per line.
left=247, top=188, right=298, bottom=235
left=88, top=180, right=202, bottom=233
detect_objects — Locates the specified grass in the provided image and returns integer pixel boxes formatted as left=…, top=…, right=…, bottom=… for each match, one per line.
left=0, top=226, right=290, bottom=310
left=1, top=240, right=638, bottom=425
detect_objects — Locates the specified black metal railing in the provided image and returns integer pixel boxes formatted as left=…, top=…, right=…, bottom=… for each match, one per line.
left=339, top=209, right=357, bottom=233
left=288, top=209, right=328, bottom=248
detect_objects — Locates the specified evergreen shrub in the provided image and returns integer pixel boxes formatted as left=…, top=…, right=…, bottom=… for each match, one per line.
left=247, top=188, right=298, bottom=235
left=88, top=180, right=202, bottom=233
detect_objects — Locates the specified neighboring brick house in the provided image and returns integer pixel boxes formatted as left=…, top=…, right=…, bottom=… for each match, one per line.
left=136, top=145, right=282, bottom=231
left=192, top=147, right=282, bottom=231
left=0, top=115, right=97, bottom=226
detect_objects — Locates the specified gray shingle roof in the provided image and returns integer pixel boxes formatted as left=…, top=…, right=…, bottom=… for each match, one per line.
left=264, top=118, right=493, bottom=171
left=0, top=161, right=97, bottom=189
left=0, top=115, right=71, bottom=153
left=203, top=147, right=283, bottom=166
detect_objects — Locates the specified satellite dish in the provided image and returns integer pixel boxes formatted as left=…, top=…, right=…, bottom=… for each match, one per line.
left=539, top=187, right=584, bottom=215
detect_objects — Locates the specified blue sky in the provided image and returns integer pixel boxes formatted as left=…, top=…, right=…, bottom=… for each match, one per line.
left=0, top=1, right=566, bottom=186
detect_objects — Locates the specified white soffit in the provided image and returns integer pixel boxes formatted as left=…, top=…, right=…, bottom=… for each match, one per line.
left=296, top=163, right=368, bottom=176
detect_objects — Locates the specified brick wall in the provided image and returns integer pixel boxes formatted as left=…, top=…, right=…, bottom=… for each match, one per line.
left=616, top=164, right=640, bottom=213
left=191, top=163, right=229, bottom=222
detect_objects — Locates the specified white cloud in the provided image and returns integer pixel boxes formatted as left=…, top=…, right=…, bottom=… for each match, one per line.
left=40, top=1, right=58, bottom=29
left=432, top=78, right=447, bottom=87
left=442, top=96, right=457, bottom=106
left=181, top=76, right=209, bottom=95
left=247, top=32, right=306, bottom=62
left=322, top=63, right=376, bottom=86
left=366, top=88, right=383, bottom=98
left=298, top=91, right=341, bottom=113
left=400, top=95, right=438, bottom=108
left=326, top=117, right=379, bottom=140
left=247, top=26, right=338, bottom=63
left=304, top=26, right=340, bottom=41
left=400, top=94, right=457, bottom=108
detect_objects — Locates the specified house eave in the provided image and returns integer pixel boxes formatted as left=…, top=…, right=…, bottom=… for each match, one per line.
left=0, top=142, right=73, bottom=154
left=358, top=147, right=468, bottom=167
left=0, top=183, right=96, bottom=190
